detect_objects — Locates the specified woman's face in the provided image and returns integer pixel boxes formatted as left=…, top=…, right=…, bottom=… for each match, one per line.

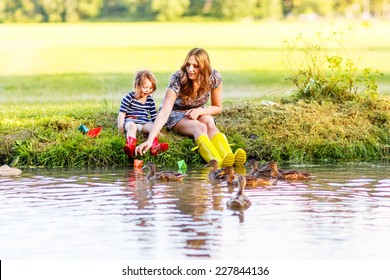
left=185, top=55, right=200, bottom=81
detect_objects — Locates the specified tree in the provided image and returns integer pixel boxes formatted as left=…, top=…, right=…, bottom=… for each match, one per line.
left=38, top=0, right=64, bottom=22
left=1, top=0, right=43, bottom=22
left=78, top=0, right=104, bottom=18
left=211, top=0, right=257, bottom=19
left=151, top=0, right=190, bottom=20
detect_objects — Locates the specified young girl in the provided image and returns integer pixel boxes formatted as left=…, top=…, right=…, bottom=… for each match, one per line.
left=135, top=48, right=246, bottom=167
left=118, top=70, right=168, bottom=158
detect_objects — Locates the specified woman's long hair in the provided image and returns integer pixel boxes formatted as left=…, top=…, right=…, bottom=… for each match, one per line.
left=179, top=48, right=212, bottom=102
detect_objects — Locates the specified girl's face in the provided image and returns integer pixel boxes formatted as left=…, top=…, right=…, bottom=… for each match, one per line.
left=185, top=55, right=200, bottom=81
left=139, top=78, right=154, bottom=97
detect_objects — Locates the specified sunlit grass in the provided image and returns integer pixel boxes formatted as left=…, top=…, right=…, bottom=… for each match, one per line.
left=1, top=20, right=390, bottom=104
left=1, top=21, right=390, bottom=75
left=1, top=21, right=389, bottom=166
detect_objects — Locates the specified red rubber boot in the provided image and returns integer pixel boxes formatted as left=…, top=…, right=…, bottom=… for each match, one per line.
left=150, top=137, right=169, bottom=156
left=123, top=136, right=137, bottom=158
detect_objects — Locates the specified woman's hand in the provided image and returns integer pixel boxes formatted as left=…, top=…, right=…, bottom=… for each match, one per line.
left=185, top=108, right=201, bottom=120
left=135, top=138, right=154, bottom=156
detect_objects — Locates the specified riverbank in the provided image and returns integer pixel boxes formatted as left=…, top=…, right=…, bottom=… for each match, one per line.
left=1, top=96, right=389, bottom=168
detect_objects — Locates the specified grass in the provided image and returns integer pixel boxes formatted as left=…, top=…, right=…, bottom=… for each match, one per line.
left=1, top=21, right=389, bottom=167
left=220, top=98, right=390, bottom=163
left=1, top=95, right=389, bottom=167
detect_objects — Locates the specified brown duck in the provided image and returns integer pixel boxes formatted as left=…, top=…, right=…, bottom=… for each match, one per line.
left=245, top=159, right=284, bottom=178
left=218, top=166, right=273, bottom=187
left=204, top=159, right=226, bottom=180
left=267, top=160, right=312, bottom=180
left=142, top=161, right=187, bottom=182
left=226, top=175, right=251, bottom=211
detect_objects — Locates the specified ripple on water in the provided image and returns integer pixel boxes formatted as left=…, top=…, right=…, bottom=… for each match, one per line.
left=1, top=163, right=390, bottom=259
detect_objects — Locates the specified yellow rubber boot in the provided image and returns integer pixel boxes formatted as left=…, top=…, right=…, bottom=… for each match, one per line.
left=210, top=132, right=235, bottom=167
left=234, top=148, right=247, bottom=166
left=195, top=135, right=223, bottom=166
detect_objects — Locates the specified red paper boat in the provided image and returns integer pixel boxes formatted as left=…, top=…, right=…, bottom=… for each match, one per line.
left=134, top=159, right=143, bottom=168
left=87, top=127, right=102, bottom=137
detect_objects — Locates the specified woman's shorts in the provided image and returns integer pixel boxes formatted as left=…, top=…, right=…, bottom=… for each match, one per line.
left=165, top=111, right=187, bottom=130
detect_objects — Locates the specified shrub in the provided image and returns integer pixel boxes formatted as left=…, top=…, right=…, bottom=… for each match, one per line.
left=283, top=30, right=383, bottom=103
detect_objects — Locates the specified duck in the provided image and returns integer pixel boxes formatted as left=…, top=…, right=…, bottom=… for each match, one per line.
left=203, top=159, right=226, bottom=180
left=218, top=166, right=272, bottom=187
left=267, top=160, right=312, bottom=180
left=245, top=159, right=284, bottom=178
left=244, top=159, right=262, bottom=176
left=226, top=175, right=251, bottom=211
left=0, top=165, right=22, bottom=176
left=142, top=161, right=187, bottom=182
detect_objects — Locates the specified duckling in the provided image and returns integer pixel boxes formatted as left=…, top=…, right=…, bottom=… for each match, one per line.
left=245, top=159, right=262, bottom=176
left=142, top=161, right=187, bottom=182
left=226, top=175, right=251, bottom=211
left=245, top=159, right=284, bottom=178
left=0, top=165, right=22, bottom=176
left=267, top=160, right=312, bottom=180
left=203, top=159, right=226, bottom=180
left=218, top=166, right=272, bottom=187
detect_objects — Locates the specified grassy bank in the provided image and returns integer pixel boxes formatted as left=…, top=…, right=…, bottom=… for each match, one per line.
left=1, top=96, right=389, bottom=167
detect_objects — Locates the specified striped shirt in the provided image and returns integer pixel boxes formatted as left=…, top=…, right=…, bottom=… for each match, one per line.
left=119, top=91, right=157, bottom=124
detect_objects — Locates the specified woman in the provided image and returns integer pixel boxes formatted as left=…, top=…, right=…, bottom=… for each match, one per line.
left=135, top=48, right=246, bottom=167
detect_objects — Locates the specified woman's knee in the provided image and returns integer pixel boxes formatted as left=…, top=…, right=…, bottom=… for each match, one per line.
left=193, top=121, right=208, bottom=134
left=199, top=115, right=217, bottom=130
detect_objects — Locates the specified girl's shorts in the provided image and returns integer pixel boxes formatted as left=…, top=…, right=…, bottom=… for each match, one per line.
left=124, top=121, right=144, bottom=133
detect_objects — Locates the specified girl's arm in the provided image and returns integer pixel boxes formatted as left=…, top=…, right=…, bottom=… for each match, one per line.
left=135, top=89, right=177, bottom=155
left=117, top=112, right=126, bottom=134
left=118, top=93, right=133, bottom=133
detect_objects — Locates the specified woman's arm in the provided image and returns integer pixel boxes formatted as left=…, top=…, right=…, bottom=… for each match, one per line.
left=135, top=89, right=177, bottom=155
left=185, top=82, right=223, bottom=120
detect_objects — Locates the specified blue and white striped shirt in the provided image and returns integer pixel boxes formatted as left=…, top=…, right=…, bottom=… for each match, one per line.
left=119, top=91, right=157, bottom=124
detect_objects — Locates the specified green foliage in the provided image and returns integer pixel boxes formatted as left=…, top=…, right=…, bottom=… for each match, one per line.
left=283, top=31, right=383, bottom=103
left=3, top=0, right=390, bottom=23
left=152, top=0, right=190, bottom=21
left=0, top=0, right=103, bottom=22
left=211, top=0, right=255, bottom=19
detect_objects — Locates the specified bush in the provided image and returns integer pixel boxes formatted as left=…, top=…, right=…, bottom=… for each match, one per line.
left=283, top=30, right=383, bottom=103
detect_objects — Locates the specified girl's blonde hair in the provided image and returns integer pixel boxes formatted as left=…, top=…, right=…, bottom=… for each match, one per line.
left=179, top=48, right=212, bottom=101
left=133, top=70, right=157, bottom=93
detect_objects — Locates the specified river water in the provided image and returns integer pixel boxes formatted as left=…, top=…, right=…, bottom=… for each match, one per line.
left=1, top=160, right=389, bottom=260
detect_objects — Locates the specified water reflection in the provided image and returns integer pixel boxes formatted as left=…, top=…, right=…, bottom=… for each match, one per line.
left=0, top=160, right=389, bottom=259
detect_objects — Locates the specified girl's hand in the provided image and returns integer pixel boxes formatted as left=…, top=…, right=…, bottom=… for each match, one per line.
left=118, top=126, right=124, bottom=134
left=135, top=139, right=153, bottom=156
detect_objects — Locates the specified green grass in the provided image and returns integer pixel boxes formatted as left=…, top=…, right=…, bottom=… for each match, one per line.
left=1, top=96, right=389, bottom=167
left=1, top=21, right=389, bottom=167
left=1, top=21, right=390, bottom=104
